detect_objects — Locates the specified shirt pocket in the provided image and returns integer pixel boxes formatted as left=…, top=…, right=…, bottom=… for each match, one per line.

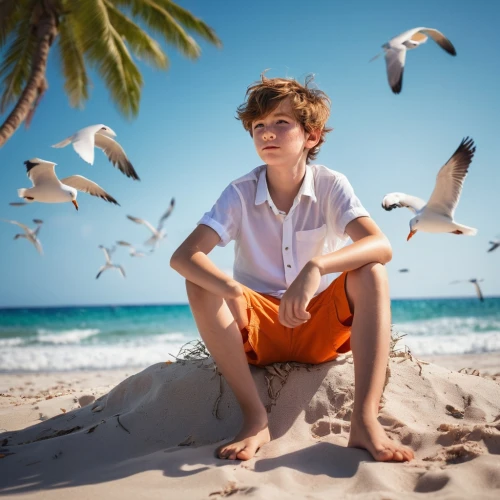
left=295, top=224, right=327, bottom=272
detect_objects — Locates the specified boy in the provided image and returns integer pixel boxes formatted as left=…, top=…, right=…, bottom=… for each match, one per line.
left=170, top=75, right=414, bottom=463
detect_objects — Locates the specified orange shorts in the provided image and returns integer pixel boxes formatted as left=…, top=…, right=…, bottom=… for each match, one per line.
left=240, top=272, right=353, bottom=366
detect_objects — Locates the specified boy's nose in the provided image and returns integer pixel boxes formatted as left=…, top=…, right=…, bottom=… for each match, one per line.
left=262, top=130, right=276, bottom=141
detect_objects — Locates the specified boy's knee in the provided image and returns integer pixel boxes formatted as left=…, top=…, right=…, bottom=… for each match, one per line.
left=349, top=262, right=388, bottom=289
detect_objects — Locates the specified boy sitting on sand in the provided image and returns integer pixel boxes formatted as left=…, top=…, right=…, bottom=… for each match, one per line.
left=170, top=74, right=414, bottom=462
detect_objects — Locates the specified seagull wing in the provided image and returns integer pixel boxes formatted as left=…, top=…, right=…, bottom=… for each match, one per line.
left=60, top=175, right=120, bottom=205
left=426, top=137, right=475, bottom=218
left=99, top=245, right=112, bottom=263
left=126, top=215, right=158, bottom=235
left=487, top=242, right=500, bottom=253
left=384, top=45, right=406, bottom=94
left=26, top=162, right=59, bottom=186
left=116, top=240, right=132, bottom=247
left=69, top=125, right=105, bottom=165
left=96, top=265, right=109, bottom=279
left=30, top=237, right=43, bottom=255
left=94, top=133, right=140, bottom=180
left=115, top=265, right=126, bottom=278
left=381, top=193, right=426, bottom=214
left=157, top=198, right=175, bottom=230
left=472, top=281, right=484, bottom=302
left=418, top=28, right=457, bottom=56
left=1, top=218, right=32, bottom=235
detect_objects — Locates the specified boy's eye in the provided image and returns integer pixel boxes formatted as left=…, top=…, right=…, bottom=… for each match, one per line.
left=277, top=119, right=288, bottom=124
left=253, top=123, right=263, bottom=129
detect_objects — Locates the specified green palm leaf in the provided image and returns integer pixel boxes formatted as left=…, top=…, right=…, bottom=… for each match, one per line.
left=57, top=14, right=89, bottom=108
left=0, top=15, right=37, bottom=112
left=104, top=0, right=168, bottom=69
left=73, top=0, right=142, bottom=118
left=0, top=0, right=22, bottom=49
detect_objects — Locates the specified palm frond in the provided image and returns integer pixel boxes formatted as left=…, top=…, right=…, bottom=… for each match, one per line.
left=104, top=0, right=168, bottom=69
left=57, top=14, right=89, bottom=107
left=73, top=0, right=142, bottom=118
left=0, top=0, right=22, bottom=49
left=158, top=0, right=222, bottom=47
left=113, top=0, right=202, bottom=59
left=0, top=15, right=37, bottom=113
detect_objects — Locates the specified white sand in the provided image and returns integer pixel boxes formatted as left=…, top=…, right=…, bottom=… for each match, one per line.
left=1, top=353, right=499, bottom=499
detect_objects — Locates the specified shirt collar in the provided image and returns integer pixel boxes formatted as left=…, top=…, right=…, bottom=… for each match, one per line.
left=255, top=165, right=317, bottom=208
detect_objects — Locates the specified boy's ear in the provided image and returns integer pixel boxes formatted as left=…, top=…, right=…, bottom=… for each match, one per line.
left=306, top=129, right=321, bottom=148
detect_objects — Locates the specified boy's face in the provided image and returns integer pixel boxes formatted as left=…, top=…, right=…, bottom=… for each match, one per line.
left=251, top=98, right=319, bottom=168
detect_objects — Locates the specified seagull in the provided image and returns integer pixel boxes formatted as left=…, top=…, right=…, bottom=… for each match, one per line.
left=398, top=268, right=410, bottom=273
left=126, top=198, right=175, bottom=250
left=382, top=137, right=476, bottom=241
left=9, top=202, right=27, bottom=207
left=96, top=245, right=126, bottom=279
left=450, top=279, right=484, bottom=302
left=17, top=158, right=119, bottom=210
left=487, top=239, right=500, bottom=253
left=116, top=240, right=147, bottom=258
left=1, top=218, right=44, bottom=254
left=52, top=124, right=140, bottom=180
left=371, top=27, right=456, bottom=94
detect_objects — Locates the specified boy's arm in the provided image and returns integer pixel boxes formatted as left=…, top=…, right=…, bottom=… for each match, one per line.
left=278, top=217, right=392, bottom=328
left=170, top=224, right=243, bottom=299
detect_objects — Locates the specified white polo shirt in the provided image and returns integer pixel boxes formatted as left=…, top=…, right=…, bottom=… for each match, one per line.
left=198, top=164, right=370, bottom=298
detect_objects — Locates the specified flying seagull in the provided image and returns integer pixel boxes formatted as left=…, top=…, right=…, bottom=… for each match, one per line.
left=382, top=137, right=476, bottom=241
left=1, top=218, right=44, bottom=255
left=487, top=239, right=500, bottom=253
left=398, top=268, right=410, bottom=273
left=52, top=124, right=140, bottom=180
left=17, top=158, right=119, bottom=210
left=96, top=245, right=126, bottom=279
left=126, top=198, right=175, bottom=250
left=450, top=279, right=484, bottom=302
left=9, top=202, right=27, bottom=207
left=116, top=240, right=147, bottom=258
left=371, top=27, right=456, bottom=94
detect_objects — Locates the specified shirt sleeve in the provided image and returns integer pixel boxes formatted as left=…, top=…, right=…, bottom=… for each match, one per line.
left=328, top=174, right=370, bottom=239
left=197, top=183, right=242, bottom=247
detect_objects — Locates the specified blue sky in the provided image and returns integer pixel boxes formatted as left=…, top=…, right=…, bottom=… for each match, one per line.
left=0, top=0, right=499, bottom=307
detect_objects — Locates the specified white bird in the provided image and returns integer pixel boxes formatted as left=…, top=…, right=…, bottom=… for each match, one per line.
left=382, top=137, right=476, bottom=241
left=116, top=240, right=147, bottom=258
left=1, top=218, right=44, bottom=255
left=17, top=158, right=119, bottom=210
left=96, top=245, right=126, bottom=279
left=371, top=27, right=456, bottom=94
left=52, top=124, right=140, bottom=180
left=126, top=198, right=175, bottom=250
left=450, top=279, right=484, bottom=302
left=487, top=238, right=500, bottom=253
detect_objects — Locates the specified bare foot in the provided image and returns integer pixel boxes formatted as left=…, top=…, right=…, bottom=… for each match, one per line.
left=217, top=414, right=271, bottom=461
left=348, top=414, right=414, bottom=462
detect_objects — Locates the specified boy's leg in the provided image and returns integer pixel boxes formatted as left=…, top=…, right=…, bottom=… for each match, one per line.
left=185, top=280, right=270, bottom=460
left=345, top=263, right=414, bottom=462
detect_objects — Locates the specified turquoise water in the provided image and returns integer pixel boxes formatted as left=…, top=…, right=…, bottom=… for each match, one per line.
left=1, top=298, right=499, bottom=372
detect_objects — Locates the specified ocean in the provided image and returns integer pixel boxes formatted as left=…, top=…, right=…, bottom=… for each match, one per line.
left=1, top=298, right=499, bottom=372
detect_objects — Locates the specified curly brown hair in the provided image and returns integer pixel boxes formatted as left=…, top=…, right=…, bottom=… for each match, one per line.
left=236, top=73, right=332, bottom=162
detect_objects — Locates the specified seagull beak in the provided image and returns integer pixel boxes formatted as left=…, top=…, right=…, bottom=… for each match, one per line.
left=407, top=229, right=417, bottom=241
left=72, top=200, right=79, bottom=211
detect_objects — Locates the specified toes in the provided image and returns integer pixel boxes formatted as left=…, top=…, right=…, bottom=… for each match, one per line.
left=392, top=450, right=404, bottom=462
left=374, top=448, right=394, bottom=462
left=237, top=445, right=258, bottom=461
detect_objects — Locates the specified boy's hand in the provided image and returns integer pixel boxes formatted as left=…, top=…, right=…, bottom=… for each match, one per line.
left=279, top=261, right=321, bottom=328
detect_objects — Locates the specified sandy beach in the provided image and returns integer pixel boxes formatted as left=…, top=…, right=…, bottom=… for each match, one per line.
left=1, top=351, right=499, bottom=499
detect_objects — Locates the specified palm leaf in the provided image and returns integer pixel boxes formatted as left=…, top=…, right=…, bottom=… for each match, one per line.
left=113, top=0, right=202, bottom=59
left=0, top=0, right=22, bottom=49
left=57, top=13, right=89, bottom=107
left=73, top=0, right=142, bottom=117
left=0, top=15, right=37, bottom=113
left=103, top=0, right=168, bottom=69
left=158, top=0, right=222, bottom=47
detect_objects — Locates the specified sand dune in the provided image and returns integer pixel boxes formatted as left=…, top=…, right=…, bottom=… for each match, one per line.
left=1, top=354, right=499, bottom=499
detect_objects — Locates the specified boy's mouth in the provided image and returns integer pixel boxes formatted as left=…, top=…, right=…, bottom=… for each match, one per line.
left=263, top=146, right=279, bottom=150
